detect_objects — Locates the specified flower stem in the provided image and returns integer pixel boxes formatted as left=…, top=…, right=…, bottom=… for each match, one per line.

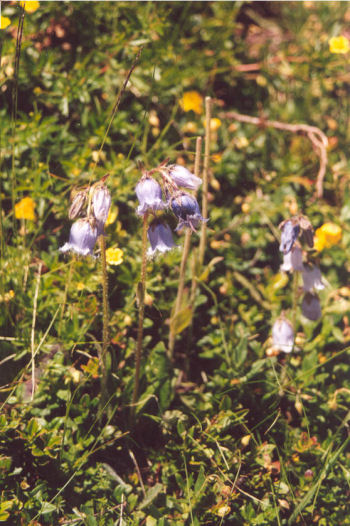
left=100, top=234, right=109, bottom=369
left=291, top=270, right=299, bottom=333
left=98, top=233, right=110, bottom=413
left=168, top=137, right=202, bottom=360
left=131, top=213, right=148, bottom=417
left=59, top=257, right=74, bottom=336
left=198, top=96, right=211, bottom=268
left=168, top=230, right=192, bottom=360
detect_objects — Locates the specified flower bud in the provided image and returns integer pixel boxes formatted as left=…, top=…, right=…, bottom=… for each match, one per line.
left=279, top=220, right=300, bottom=255
left=301, top=292, right=321, bottom=321
left=302, top=265, right=325, bottom=292
left=92, top=184, right=111, bottom=224
left=272, top=317, right=294, bottom=353
left=168, top=165, right=202, bottom=190
left=69, top=189, right=88, bottom=220
left=280, top=245, right=304, bottom=272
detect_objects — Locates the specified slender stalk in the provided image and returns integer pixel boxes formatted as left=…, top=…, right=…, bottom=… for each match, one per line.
left=98, top=233, right=109, bottom=414
left=59, top=258, right=74, bottom=332
left=31, top=263, right=42, bottom=401
left=100, top=234, right=109, bottom=368
left=131, top=213, right=148, bottom=416
left=291, top=270, right=299, bottom=332
left=168, top=137, right=202, bottom=360
left=89, top=48, right=142, bottom=185
left=11, top=7, right=25, bottom=236
left=168, top=230, right=192, bottom=360
left=198, top=96, right=211, bottom=268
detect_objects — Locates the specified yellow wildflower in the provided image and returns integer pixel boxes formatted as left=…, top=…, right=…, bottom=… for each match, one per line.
left=211, top=153, right=222, bottom=163
left=235, top=136, right=249, bottom=149
left=20, top=1, right=40, bottom=13
left=217, top=505, right=231, bottom=518
left=314, top=222, right=342, bottom=251
left=15, top=196, right=36, bottom=221
left=105, top=247, right=123, bottom=266
left=0, top=16, right=11, bottom=29
left=329, top=36, right=350, bottom=54
left=180, top=91, right=203, bottom=114
left=182, top=121, right=198, bottom=134
left=0, top=290, right=15, bottom=303
left=209, top=118, right=222, bottom=131
left=105, top=208, right=118, bottom=226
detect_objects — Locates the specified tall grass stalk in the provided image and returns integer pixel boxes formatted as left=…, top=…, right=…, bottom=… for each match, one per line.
left=31, top=262, right=42, bottom=401
left=190, top=98, right=211, bottom=308
left=198, top=96, right=211, bottom=267
left=89, top=48, right=142, bottom=185
left=168, top=137, right=202, bottom=360
left=11, top=6, right=25, bottom=235
left=131, top=212, right=149, bottom=417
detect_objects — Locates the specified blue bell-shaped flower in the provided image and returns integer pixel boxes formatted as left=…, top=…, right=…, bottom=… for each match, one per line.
left=135, top=176, right=165, bottom=216
left=147, top=220, right=177, bottom=257
left=171, top=192, right=206, bottom=231
left=59, top=218, right=98, bottom=257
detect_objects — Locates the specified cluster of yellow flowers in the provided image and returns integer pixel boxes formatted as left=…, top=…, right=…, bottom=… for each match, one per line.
left=0, top=1, right=39, bottom=30
left=313, top=222, right=342, bottom=251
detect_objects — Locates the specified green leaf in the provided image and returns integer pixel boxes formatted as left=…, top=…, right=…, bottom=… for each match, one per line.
left=139, top=483, right=163, bottom=511
left=170, top=306, right=192, bottom=335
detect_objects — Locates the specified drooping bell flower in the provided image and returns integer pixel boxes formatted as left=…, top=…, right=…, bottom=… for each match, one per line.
left=147, top=220, right=176, bottom=257
left=59, top=218, right=98, bottom=257
left=168, top=165, right=202, bottom=190
left=302, top=265, right=325, bottom=292
left=280, top=245, right=304, bottom=272
left=92, top=183, right=111, bottom=224
left=272, top=317, right=294, bottom=353
left=301, top=292, right=321, bottom=321
left=171, top=192, right=207, bottom=231
left=279, top=220, right=300, bottom=255
left=135, top=176, right=165, bottom=216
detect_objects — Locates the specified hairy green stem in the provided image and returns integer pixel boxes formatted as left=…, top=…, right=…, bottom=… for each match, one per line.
left=131, top=213, right=148, bottom=416
left=100, top=234, right=109, bottom=368
left=59, top=258, right=74, bottom=336
left=99, top=233, right=109, bottom=412
left=291, top=270, right=299, bottom=333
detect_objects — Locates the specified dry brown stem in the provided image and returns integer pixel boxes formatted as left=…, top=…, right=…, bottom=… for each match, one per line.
left=221, top=111, right=328, bottom=198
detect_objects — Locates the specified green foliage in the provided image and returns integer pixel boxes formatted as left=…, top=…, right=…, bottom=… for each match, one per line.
left=0, top=1, right=349, bottom=524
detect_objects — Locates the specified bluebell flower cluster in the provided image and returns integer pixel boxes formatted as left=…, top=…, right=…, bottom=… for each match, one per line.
left=135, top=162, right=207, bottom=257
left=60, top=177, right=111, bottom=257
left=273, top=213, right=324, bottom=352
